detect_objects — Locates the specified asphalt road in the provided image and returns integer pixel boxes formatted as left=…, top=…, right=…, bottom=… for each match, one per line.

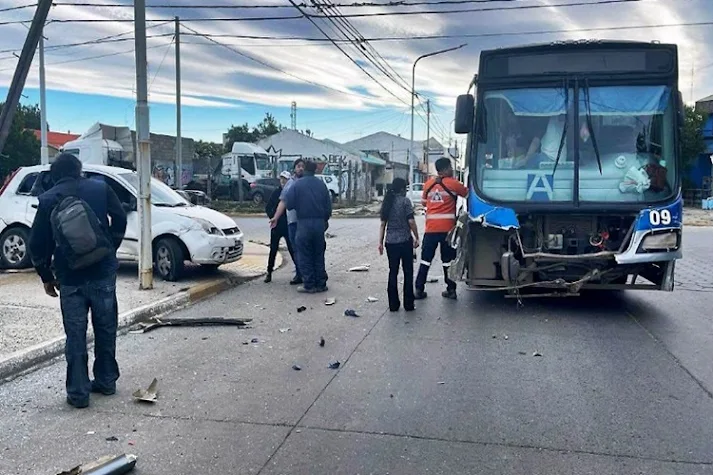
left=0, top=218, right=712, bottom=474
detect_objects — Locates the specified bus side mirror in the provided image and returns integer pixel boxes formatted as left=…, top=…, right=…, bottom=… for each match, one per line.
left=454, top=94, right=475, bottom=134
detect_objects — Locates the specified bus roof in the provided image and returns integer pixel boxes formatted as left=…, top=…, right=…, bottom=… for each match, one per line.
left=482, top=40, right=677, bottom=56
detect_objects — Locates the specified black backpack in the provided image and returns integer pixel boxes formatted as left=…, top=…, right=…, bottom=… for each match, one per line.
left=50, top=188, right=114, bottom=270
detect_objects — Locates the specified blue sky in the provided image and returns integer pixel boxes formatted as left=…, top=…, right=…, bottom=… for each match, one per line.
left=1, top=0, right=712, bottom=146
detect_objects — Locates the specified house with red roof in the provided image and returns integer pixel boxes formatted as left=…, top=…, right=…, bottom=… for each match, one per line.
left=30, top=130, right=80, bottom=156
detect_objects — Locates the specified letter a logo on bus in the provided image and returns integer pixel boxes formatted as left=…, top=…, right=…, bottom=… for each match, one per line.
left=526, top=173, right=554, bottom=201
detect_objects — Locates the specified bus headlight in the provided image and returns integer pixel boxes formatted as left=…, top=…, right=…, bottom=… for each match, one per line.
left=640, top=231, right=679, bottom=251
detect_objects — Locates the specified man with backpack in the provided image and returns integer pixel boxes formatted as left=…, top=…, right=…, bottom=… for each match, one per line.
left=415, top=157, right=468, bottom=300
left=29, top=154, right=127, bottom=408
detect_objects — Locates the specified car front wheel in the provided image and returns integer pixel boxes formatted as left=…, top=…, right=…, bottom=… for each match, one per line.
left=0, top=227, right=31, bottom=269
left=154, top=237, right=185, bottom=281
left=252, top=192, right=264, bottom=204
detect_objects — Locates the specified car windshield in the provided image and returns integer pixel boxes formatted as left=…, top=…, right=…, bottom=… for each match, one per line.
left=119, top=173, right=189, bottom=207
left=474, top=85, right=675, bottom=203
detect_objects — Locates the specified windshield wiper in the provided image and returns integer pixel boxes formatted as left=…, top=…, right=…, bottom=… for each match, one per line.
left=583, top=80, right=603, bottom=175
left=552, top=81, right=569, bottom=176
left=154, top=202, right=187, bottom=207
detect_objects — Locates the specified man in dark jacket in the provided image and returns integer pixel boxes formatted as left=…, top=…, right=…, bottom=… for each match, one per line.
left=264, top=171, right=296, bottom=283
left=284, top=160, right=332, bottom=293
left=29, top=154, right=127, bottom=408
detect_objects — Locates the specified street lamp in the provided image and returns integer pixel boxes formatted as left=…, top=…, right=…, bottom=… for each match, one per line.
left=409, top=43, right=466, bottom=184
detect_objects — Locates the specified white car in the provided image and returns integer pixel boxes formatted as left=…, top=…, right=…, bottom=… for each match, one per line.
left=407, top=183, right=425, bottom=206
left=0, top=164, right=243, bottom=281
left=316, top=174, right=340, bottom=202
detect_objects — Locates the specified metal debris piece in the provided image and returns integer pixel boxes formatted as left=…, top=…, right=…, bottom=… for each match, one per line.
left=106, top=436, right=119, bottom=442
left=297, top=306, right=307, bottom=313
left=131, top=316, right=251, bottom=334
left=57, top=454, right=137, bottom=475
left=437, top=381, right=446, bottom=385
left=251, top=338, right=259, bottom=343
left=279, top=328, right=290, bottom=333
left=518, top=351, right=527, bottom=355
left=366, top=296, right=379, bottom=303
left=324, top=298, right=336, bottom=306
left=86, top=431, right=96, bottom=435
left=319, top=337, right=325, bottom=347
left=132, top=378, right=158, bottom=403
left=344, top=309, right=360, bottom=318
left=533, top=351, right=543, bottom=357
left=328, top=361, right=341, bottom=369
left=348, top=265, right=370, bottom=272
left=292, top=364, right=302, bottom=371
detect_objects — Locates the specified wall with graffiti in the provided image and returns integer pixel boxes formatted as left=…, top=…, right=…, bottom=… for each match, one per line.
left=152, top=162, right=193, bottom=188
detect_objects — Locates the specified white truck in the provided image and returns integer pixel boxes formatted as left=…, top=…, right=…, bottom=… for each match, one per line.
left=60, top=123, right=134, bottom=169
left=222, top=142, right=272, bottom=183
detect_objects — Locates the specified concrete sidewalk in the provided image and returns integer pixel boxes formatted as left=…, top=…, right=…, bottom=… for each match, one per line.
left=0, top=241, right=280, bottom=380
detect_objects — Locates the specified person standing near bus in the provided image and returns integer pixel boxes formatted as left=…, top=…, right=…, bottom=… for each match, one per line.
left=415, top=157, right=468, bottom=300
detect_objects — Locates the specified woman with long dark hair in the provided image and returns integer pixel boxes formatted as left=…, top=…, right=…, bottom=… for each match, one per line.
left=378, top=178, right=420, bottom=311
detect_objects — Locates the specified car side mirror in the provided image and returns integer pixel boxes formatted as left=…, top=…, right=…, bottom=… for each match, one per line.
left=454, top=94, right=475, bottom=134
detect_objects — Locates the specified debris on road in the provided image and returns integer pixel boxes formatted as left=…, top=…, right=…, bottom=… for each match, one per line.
left=86, top=431, right=96, bottom=435
left=344, top=309, right=360, bottom=318
left=57, top=453, right=137, bottom=475
left=279, top=328, right=291, bottom=333
left=132, top=378, right=158, bottom=403
left=366, top=296, right=379, bottom=303
left=428, top=277, right=440, bottom=283
left=325, top=232, right=337, bottom=239
left=319, top=337, right=325, bottom=347
left=533, top=351, right=543, bottom=357
left=292, top=364, right=302, bottom=371
left=130, top=316, right=251, bottom=334
left=105, top=436, right=119, bottom=442
left=297, top=306, right=307, bottom=313
left=251, top=338, right=259, bottom=343
left=348, top=264, right=370, bottom=272
left=324, top=298, right=336, bottom=306
left=518, top=351, right=527, bottom=355
left=504, top=335, right=509, bottom=340
left=328, top=361, right=341, bottom=369
left=437, top=381, right=446, bottom=385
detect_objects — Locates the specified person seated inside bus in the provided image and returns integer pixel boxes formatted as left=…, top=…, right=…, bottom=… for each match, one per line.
left=511, top=115, right=567, bottom=169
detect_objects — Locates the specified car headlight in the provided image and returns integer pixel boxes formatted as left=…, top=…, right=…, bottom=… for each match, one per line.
left=191, top=217, right=223, bottom=236
left=640, top=231, right=679, bottom=251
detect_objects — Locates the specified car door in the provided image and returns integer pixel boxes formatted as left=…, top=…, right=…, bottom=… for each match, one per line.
left=12, top=171, right=41, bottom=226
left=85, top=172, right=139, bottom=261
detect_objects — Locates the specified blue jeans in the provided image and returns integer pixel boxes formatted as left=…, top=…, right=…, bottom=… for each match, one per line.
left=296, top=218, right=327, bottom=290
left=288, top=222, right=301, bottom=279
left=60, top=275, right=120, bottom=404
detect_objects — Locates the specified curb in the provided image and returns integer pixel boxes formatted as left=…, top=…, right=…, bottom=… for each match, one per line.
left=0, top=260, right=272, bottom=383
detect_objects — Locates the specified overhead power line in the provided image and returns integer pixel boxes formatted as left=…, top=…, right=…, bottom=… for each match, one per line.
left=288, top=0, right=410, bottom=107
left=174, top=19, right=713, bottom=43
left=48, top=0, right=566, bottom=7
left=2, top=0, right=659, bottom=26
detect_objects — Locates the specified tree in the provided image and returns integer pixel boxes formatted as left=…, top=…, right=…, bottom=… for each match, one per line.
left=223, top=123, right=256, bottom=153
left=0, top=102, right=41, bottom=181
left=682, top=104, right=706, bottom=172
left=253, top=112, right=281, bottom=140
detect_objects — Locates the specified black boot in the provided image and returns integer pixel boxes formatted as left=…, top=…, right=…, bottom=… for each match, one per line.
left=414, top=289, right=428, bottom=300
left=264, top=272, right=272, bottom=283
left=441, top=289, right=457, bottom=300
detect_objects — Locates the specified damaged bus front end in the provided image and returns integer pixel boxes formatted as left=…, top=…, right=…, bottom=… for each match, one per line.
left=449, top=41, right=683, bottom=296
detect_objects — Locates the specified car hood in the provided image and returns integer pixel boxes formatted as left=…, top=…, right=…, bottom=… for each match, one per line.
left=168, top=206, right=238, bottom=230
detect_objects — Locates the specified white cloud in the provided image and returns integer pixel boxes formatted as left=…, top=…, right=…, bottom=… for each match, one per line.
left=1, top=0, right=712, bottom=136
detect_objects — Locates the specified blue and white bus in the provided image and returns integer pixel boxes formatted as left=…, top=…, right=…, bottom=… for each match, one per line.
left=453, top=40, right=683, bottom=295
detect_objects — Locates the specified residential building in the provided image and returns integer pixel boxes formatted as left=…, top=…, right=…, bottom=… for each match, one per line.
left=689, top=96, right=713, bottom=193
left=30, top=130, right=80, bottom=156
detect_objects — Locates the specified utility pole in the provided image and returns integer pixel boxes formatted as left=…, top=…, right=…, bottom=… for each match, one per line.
left=425, top=99, right=430, bottom=177
left=290, top=101, right=297, bottom=130
left=39, top=33, right=49, bottom=165
left=135, top=0, right=153, bottom=290
left=175, top=17, right=183, bottom=190
left=0, top=0, right=53, bottom=155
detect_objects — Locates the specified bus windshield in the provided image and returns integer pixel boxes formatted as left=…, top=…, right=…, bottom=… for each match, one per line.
left=475, top=84, right=676, bottom=203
